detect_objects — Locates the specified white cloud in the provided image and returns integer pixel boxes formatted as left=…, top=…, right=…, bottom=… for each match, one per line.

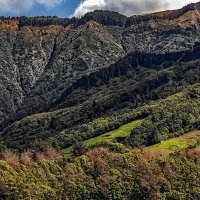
left=0, top=0, right=63, bottom=14
left=36, top=0, right=63, bottom=8
left=0, top=0, right=34, bottom=14
left=73, top=0, right=200, bottom=17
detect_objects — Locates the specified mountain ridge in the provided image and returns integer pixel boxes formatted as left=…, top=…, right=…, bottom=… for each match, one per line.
left=1, top=1, right=200, bottom=28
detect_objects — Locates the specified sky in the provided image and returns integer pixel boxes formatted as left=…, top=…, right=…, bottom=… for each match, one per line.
left=0, top=0, right=199, bottom=18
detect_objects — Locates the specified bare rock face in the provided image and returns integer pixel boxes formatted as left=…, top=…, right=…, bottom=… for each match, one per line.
left=16, top=21, right=126, bottom=116
left=1, top=2, right=200, bottom=128
left=13, top=26, right=61, bottom=93
left=0, top=21, right=22, bottom=121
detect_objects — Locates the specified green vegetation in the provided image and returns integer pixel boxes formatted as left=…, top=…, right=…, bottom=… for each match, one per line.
left=63, top=119, right=143, bottom=154
left=4, top=82, right=200, bottom=151
left=85, top=119, right=143, bottom=146
left=146, top=131, right=200, bottom=154
left=0, top=143, right=199, bottom=200
left=126, top=84, right=200, bottom=147
left=65, top=83, right=200, bottom=154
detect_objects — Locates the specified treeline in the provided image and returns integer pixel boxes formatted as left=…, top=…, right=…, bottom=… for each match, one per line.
left=48, top=42, right=200, bottom=109
left=0, top=143, right=199, bottom=199
left=77, top=10, right=127, bottom=26
left=0, top=16, right=78, bottom=27
left=18, top=16, right=78, bottom=27
left=0, top=2, right=198, bottom=28
left=17, top=12, right=165, bottom=28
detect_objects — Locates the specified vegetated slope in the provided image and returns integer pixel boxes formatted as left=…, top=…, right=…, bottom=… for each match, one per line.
left=1, top=2, right=200, bottom=150
left=0, top=19, right=126, bottom=125
left=63, top=126, right=200, bottom=156
left=60, top=83, right=200, bottom=153
left=145, top=130, right=200, bottom=155
left=3, top=81, right=200, bottom=150
left=2, top=42, right=200, bottom=150
left=63, top=119, right=143, bottom=154
left=0, top=143, right=199, bottom=200
left=124, top=84, right=200, bottom=147
left=0, top=3, right=200, bottom=198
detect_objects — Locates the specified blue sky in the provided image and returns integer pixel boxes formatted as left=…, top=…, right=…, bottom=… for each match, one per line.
left=2, top=0, right=80, bottom=17
left=1, top=0, right=199, bottom=18
left=28, top=0, right=80, bottom=17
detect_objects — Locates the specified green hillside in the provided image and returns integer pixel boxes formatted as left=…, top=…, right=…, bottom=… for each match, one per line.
left=145, top=130, right=200, bottom=155
left=85, top=120, right=143, bottom=146
left=62, top=83, right=200, bottom=154
left=63, top=119, right=143, bottom=154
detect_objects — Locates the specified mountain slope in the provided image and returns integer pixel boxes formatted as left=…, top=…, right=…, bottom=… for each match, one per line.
left=2, top=81, right=200, bottom=150
left=0, top=3, right=200, bottom=199
left=1, top=2, right=200, bottom=150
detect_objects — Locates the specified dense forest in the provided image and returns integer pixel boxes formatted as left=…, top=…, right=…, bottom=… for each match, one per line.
left=0, top=142, right=199, bottom=200
left=2, top=83, right=200, bottom=151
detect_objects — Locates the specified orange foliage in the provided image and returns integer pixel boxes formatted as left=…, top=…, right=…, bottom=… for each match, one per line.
left=187, top=147, right=200, bottom=160
left=0, top=149, right=19, bottom=170
left=142, top=149, right=169, bottom=159
left=136, top=159, right=162, bottom=200
left=20, top=151, right=35, bottom=167
left=33, top=147, right=62, bottom=162
left=0, top=20, right=18, bottom=30
left=46, top=147, right=62, bottom=161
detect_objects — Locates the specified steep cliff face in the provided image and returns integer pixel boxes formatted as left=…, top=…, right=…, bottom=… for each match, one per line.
left=0, top=20, right=22, bottom=121
left=1, top=2, right=200, bottom=149
left=0, top=20, right=126, bottom=123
